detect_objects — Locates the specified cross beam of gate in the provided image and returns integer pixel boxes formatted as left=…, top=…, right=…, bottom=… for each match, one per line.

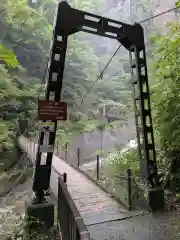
left=33, top=0, right=158, bottom=203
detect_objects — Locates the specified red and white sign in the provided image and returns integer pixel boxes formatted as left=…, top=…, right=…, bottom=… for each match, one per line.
left=38, top=100, right=67, bottom=121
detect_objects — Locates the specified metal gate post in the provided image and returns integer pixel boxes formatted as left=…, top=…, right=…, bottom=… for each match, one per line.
left=129, top=46, right=158, bottom=185
left=26, top=3, right=69, bottom=229
left=129, top=41, right=164, bottom=211
left=32, top=34, right=68, bottom=201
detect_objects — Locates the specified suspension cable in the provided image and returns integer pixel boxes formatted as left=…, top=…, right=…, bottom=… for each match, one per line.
left=81, top=45, right=122, bottom=103
left=139, top=5, right=180, bottom=24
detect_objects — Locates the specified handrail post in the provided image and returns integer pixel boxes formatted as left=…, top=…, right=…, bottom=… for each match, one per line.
left=127, top=168, right=132, bottom=211
left=97, top=155, right=100, bottom=181
left=56, top=140, right=58, bottom=154
left=77, top=148, right=80, bottom=167
left=65, top=142, right=68, bottom=161
left=33, top=141, right=36, bottom=161
left=63, top=172, right=67, bottom=183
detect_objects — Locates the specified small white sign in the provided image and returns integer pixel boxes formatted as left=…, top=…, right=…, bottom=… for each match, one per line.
left=40, top=155, right=46, bottom=165
left=40, top=126, right=54, bottom=133
left=39, top=145, right=53, bottom=153
left=39, top=121, right=54, bottom=132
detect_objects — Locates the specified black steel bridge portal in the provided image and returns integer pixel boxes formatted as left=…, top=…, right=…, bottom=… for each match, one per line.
left=18, top=1, right=165, bottom=239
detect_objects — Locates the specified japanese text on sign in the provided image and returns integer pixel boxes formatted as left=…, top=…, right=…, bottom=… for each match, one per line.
left=38, top=100, right=67, bottom=121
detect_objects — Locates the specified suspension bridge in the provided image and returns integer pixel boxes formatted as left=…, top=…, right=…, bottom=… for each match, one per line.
left=9, top=1, right=180, bottom=239
left=17, top=136, right=148, bottom=239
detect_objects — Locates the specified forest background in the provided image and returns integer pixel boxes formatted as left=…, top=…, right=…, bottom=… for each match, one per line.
left=0, top=0, right=179, bottom=184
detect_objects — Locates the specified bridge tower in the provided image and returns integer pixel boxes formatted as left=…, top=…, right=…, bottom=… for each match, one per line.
left=27, top=1, right=164, bottom=224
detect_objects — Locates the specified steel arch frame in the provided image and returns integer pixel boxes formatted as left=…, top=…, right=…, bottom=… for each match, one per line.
left=32, top=1, right=158, bottom=202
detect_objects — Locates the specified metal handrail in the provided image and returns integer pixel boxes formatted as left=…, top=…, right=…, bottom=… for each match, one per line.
left=18, top=136, right=90, bottom=239
left=57, top=176, right=90, bottom=240
left=17, top=136, right=58, bottom=174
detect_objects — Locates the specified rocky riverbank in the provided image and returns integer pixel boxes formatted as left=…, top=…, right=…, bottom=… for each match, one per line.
left=0, top=180, right=32, bottom=237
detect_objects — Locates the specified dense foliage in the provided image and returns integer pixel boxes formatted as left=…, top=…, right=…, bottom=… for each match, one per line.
left=0, top=0, right=47, bottom=167
left=0, top=0, right=131, bottom=167
left=151, top=18, right=180, bottom=155
left=108, top=0, right=180, bottom=189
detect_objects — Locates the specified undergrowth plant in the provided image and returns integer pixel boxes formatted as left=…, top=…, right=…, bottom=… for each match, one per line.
left=6, top=216, right=58, bottom=240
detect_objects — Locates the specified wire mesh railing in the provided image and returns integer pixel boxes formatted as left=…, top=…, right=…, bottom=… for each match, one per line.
left=18, top=136, right=149, bottom=211
left=55, top=140, right=150, bottom=211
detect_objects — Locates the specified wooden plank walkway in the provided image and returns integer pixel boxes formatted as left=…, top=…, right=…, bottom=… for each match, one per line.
left=18, top=137, right=143, bottom=235
left=50, top=154, right=130, bottom=226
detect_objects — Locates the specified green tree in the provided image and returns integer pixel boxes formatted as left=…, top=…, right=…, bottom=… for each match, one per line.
left=150, top=13, right=180, bottom=156
left=0, top=44, right=18, bottom=67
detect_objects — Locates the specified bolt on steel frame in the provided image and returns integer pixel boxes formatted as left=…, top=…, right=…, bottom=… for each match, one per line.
left=32, top=1, right=158, bottom=203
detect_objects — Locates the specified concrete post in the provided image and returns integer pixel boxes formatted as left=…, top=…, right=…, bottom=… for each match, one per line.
left=25, top=199, right=54, bottom=231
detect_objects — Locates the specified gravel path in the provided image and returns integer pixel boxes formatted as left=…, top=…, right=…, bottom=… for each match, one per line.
left=88, top=212, right=180, bottom=240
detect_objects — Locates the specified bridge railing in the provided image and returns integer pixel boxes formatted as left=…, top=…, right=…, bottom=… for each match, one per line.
left=57, top=176, right=90, bottom=240
left=54, top=141, right=150, bottom=211
left=18, top=136, right=90, bottom=239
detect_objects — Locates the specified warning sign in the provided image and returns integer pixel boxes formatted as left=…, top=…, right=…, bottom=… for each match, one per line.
left=38, top=100, right=67, bottom=121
